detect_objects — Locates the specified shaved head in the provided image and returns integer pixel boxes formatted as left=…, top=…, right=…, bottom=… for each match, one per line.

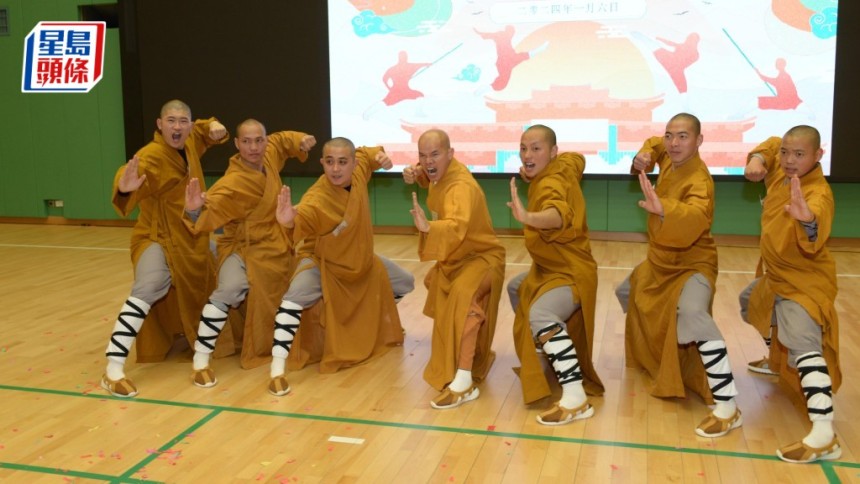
left=524, top=124, right=557, bottom=147
left=160, top=99, right=191, bottom=118
left=668, top=112, right=701, bottom=137
left=784, top=125, right=821, bottom=151
left=236, top=118, right=266, bottom=137
left=324, top=137, right=356, bottom=157
left=418, top=129, right=451, bottom=151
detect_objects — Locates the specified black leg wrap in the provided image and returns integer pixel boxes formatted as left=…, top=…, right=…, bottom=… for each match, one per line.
left=697, top=341, right=735, bottom=402
left=196, top=308, right=227, bottom=351
left=535, top=322, right=561, bottom=340
left=797, top=353, right=833, bottom=414
left=539, top=323, right=583, bottom=385
left=272, top=306, right=301, bottom=353
left=106, top=300, right=145, bottom=358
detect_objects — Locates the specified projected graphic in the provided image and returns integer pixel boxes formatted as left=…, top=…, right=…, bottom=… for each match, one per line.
left=329, top=0, right=837, bottom=175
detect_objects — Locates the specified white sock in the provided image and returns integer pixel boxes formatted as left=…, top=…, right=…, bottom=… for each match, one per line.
left=559, top=381, right=587, bottom=410
left=193, top=352, right=210, bottom=371
left=697, top=340, right=738, bottom=419
left=193, top=303, right=228, bottom=370
left=804, top=421, right=835, bottom=448
left=796, top=351, right=835, bottom=448
left=449, top=369, right=472, bottom=393
left=271, top=301, right=301, bottom=378
left=105, top=296, right=150, bottom=381
left=713, top=399, right=738, bottom=420
left=270, top=356, right=286, bottom=379
left=106, top=360, right=126, bottom=382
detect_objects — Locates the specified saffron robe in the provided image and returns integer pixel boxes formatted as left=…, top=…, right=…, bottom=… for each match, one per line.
left=624, top=137, right=716, bottom=403
left=286, top=147, right=404, bottom=373
left=512, top=153, right=605, bottom=403
left=417, top=159, right=506, bottom=391
left=747, top=137, right=841, bottom=395
left=184, top=131, right=309, bottom=369
left=112, top=118, right=229, bottom=362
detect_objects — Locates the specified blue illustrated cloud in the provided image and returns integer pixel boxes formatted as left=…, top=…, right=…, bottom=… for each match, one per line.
left=454, top=64, right=481, bottom=83
left=352, top=10, right=392, bottom=38
left=810, top=7, right=837, bottom=39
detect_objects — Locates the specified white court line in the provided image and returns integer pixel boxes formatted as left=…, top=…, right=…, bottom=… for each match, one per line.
left=328, top=436, right=365, bottom=445
left=2, top=243, right=858, bottom=278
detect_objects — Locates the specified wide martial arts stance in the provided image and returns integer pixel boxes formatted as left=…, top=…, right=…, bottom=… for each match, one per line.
left=268, top=138, right=414, bottom=396
left=507, top=125, right=604, bottom=425
left=616, top=113, right=742, bottom=437
left=183, top=119, right=315, bottom=386
left=740, top=125, right=841, bottom=463
left=403, top=129, right=505, bottom=409
left=102, top=100, right=228, bottom=397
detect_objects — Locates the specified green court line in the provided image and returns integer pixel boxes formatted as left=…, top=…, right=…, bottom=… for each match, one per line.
left=2, top=383, right=858, bottom=479
left=116, top=408, right=223, bottom=482
left=180, top=405, right=781, bottom=460
left=0, top=460, right=160, bottom=483
left=821, top=461, right=854, bottom=484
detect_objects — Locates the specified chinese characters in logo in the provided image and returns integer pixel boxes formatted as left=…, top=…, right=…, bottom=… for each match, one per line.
left=22, top=21, right=105, bottom=93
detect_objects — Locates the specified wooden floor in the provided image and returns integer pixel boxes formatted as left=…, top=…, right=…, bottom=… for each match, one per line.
left=1, top=223, right=859, bottom=483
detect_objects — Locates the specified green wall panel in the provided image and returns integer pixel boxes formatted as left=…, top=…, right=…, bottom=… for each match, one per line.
left=606, top=178, right=648, bottom=232
left=712, top=181, right=763, bottom=236
left=832, top=184, right=860, bottom=238
left=372, top=176, right=415, bottom=226
left=481, top=178, right=516, bottom=230
left=283, top=176, right=316, bottom=197
left=92, top=28, right=126, bottom=219
left=23, top=0, right=67, bottom=217
left=0, top=0, right=38, bottom=217
left=581, top=179, right=608, bottom=231
left=30, top=95, right=71, bottom=207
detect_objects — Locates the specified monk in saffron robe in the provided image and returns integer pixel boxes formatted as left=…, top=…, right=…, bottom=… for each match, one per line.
left=267, top=138, right=414, bottom=396
left=616, top=113, right=742, bottom=437
left=506, top=124, right=604, bottom=425
left=403, top=129, right=505, bottom=409
left=183, top=119, right=315, bottom=386
left=102, top=99, right=228, bottom=398
left=741, top=125, right=841, bottom=463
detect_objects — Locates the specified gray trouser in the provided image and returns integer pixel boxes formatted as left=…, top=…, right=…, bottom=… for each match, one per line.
left=283, top=255, right=415, bottom=309
left=130, top=243, right=172, bottom=305
left=382, top=255, right=415, bottom=300
left=209, top=253, right=249, bottom=310
left=615, top=272, right=723, bottom=344
left=508, top=271, right=580, bottom=336
left=739, top=278, right=823, bottom=364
